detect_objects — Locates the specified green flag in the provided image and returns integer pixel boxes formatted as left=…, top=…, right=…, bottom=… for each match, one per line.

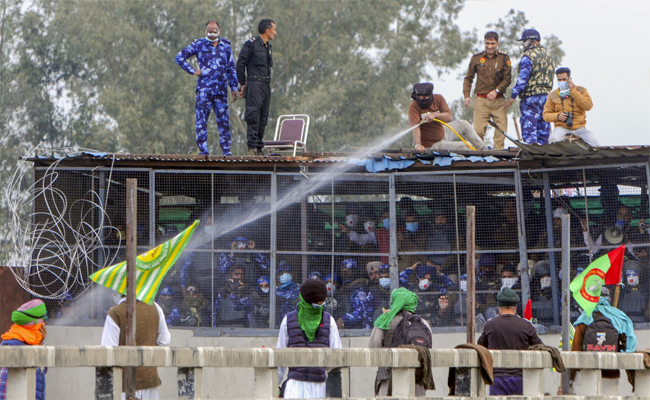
left=569, top=245, right=625, bottom=316
left=90, top=220, right=199, bottom=304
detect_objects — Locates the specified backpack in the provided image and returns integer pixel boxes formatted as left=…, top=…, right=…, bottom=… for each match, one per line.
left=390, top=311, right=432, bottom=348
left=583, top=312, right=619, bottom=352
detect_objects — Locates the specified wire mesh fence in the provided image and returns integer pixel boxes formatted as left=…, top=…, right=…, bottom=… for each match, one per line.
left=30, top=162, right=650, bottom=330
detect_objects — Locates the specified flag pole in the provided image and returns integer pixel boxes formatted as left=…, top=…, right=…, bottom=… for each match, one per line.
left=561, top=213, right=571, bottom=394
left=125, top=178, right=137, bottom=399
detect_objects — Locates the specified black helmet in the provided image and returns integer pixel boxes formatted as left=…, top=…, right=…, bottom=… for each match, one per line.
left=533, top=260, right=550, bottom=278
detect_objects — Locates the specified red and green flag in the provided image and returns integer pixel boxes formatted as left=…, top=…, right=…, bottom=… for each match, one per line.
left=569, top=245, right=625, bottom=316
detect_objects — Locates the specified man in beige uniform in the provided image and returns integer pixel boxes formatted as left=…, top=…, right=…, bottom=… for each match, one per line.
left=463, top=31, right=512, bottom=149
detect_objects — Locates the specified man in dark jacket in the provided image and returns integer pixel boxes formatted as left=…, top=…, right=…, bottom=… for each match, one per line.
left=0, top=300, right=48, bottom=400
left=276, top=279, right=342, bottom=398
left=477, top=287, right=544, bottom=395
left=236, top=19, right=276, bottom=156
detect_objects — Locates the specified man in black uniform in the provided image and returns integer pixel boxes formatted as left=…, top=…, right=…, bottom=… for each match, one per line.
left=236, top=19, right=276, bottom=156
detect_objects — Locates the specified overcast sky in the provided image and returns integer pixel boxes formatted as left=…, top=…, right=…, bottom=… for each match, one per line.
left=431, top=0, right=650, bottom=147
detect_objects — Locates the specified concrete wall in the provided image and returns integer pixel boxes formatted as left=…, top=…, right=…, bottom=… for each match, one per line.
left=43, top=326, right=650, bottom=399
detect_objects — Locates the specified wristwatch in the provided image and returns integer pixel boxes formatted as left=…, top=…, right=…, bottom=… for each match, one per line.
left=495, top=88, right=500, bottom=94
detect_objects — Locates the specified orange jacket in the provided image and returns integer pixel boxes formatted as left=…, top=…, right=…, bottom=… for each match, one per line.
left=542, top=86, right=592, bottom=130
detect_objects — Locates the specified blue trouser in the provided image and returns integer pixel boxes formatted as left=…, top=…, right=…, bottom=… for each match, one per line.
left=195, top=91, right=231, bottom=155
left=490, top=375, right=523, bottom=395
left=519, top=94, right=550, bottom=145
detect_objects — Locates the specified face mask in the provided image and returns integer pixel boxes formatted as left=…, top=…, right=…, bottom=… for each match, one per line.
left=379, top=277, right=391, bottom=289
left=205, top=29, right=220, bottom=42
left=261, top=287, right=270, bottom=294
left=522, top=39, right=533, bottom=51
left=540, top=276, right=552, bottom=290
left=416, top=96, right=433, bottom=110
left=346, top=215, right=359, bottom=227
left=364, top=221, right=375, bottom=232
left=626, top=271, right=640, bottom=287
left=405, top=222, right=418, bottom=232
left=460, top=280, right=467, bottom=292
left=558, top=81, right=570, bottom=97
left=279, top=273, right=292, bottom=285
left=501, top=277, right=518, bottom=289
left=237, top=242, right=247, bottom=250
left=326, top=282, right=336, bottom=296
left=418, top=279, right=430, bottom=291
left=382, top=218, right=390, bottom=230
left=311, top=302, right=325, bottom=308
left=615, top=219, right=625, bottom=230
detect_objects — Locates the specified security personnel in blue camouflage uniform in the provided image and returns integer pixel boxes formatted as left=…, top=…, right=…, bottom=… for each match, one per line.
left=175, top=21, right=239, bottom=156
left=506, top=29, right=555, bottom=145
left=236, top=19, right=275, bottom=156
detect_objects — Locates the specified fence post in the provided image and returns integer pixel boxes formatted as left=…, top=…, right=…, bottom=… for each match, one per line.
left=95, top=366, right=122, bottom=400
left=578, top=369, right=602, bottom=396
left=254, top=367, right=278, bottom=399
left=391, top=367, right=416, bottom=398
left=5, top=368, right=36, bottom=400
left=635, top=369, right=650, bottom=397
left=522, top=368, right=545, bottom=397
left=455, top=367, right=485, bottom=397
left=178, top=367, right=203, bottom=399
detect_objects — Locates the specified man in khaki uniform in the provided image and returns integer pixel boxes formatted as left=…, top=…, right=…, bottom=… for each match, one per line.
left=463, top=31, right=512, bottom=149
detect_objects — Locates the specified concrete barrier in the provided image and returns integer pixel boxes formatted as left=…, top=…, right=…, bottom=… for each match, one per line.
left=1, top=346, right=649, bottom=399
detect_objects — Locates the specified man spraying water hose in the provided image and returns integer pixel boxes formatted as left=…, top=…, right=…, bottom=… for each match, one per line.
left=409, top=83, right=487, bottom=152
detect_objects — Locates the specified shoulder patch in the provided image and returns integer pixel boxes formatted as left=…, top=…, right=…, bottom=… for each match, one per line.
left=193, top=38, right=200, bottom=43
left=249, top=37, right=256, bottom=42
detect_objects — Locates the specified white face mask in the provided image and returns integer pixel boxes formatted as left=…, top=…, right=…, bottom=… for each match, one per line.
left=540, top=276, right=552, bottom=290
left=379, top=277, right=391, bottom=289
left=558, top=81, right=570, bottom=97
left=627, top=272, right=639, bottom=287
left=237, top=241, right=247, bottom=250
left=205, top=28, right=220, bottom=42
left=459, top=280, right=467, bottom=292
left=326, top=282, right=336, bottom=295
left=346, top=215, right=359, bottom=227
left=418, top=279, right=430, bottom=291
left=364, top=221, right=375, bottom=232
left=261, top=287, right=270, bottom=294
left=501, top=277, right=518, bottom=289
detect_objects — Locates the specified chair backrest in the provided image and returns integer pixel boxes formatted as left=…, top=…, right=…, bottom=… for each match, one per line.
left=278, top=119, right=304, bottom=143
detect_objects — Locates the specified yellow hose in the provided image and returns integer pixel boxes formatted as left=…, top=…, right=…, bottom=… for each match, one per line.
left=432, top=118, right=476, bottom=151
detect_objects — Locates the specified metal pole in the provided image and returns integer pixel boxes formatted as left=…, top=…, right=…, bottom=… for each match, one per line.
left=389, top=173, right=398, bottom=292
left=269, top=173, right=278, bottom=328
left=452, top=174, right=463, bottom=326
left=300, top=179, right=308, bottom=282
left=465, top=206, right=476, bottom=344
left=582, top=169, right=593, bottom=263
left=149, top=169, right=156, bottom=248
left=97, top=171, right=106, bottom=320
left=543, top=172, right=560, bottom=326
left=514, top=170, right=530, bottom=308
left=125, top=178, right=137, bottom=399
left=561, top=213, right=571, bottom=395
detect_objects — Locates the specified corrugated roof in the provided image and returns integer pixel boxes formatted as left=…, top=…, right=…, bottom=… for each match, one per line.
left=513, top=139, right=650, bottom=159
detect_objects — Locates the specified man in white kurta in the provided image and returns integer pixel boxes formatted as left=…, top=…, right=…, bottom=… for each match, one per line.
left=277, top=279, right=342, bottom=399
left=101, top=296, right=171, bottom=400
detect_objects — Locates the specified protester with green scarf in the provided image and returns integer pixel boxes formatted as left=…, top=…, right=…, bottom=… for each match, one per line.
left=276, top=278, right=342, bottom=399
left=369, top=287, right=433, bottom=396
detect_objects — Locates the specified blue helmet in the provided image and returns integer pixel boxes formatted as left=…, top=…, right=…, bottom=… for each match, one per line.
left=160, top=287, right=175, bottom=296
left=517, top=29, right=540, bottom=41
left=341, top=259, right=358, bottom=270
left=257, top=276, right=270, bottom=285
left=309, top=271, right=322, bottom=280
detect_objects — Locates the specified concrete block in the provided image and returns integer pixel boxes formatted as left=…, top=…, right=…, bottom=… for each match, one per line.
left=253, top=367, right=278, bottom=399
left=578, top=369, right=602, bottom=396
left=5, top=367, right=36, bottom=400
left=178, top=367, right=203, bottom=399
left=95, top=366, right=122, bottom=400
left=174, top=347, right=202, bottom=367
left=522, top=368, right=545, bottom=396
left=634, top=369, right=650, bottom=397
left=391, top=367, right=415, bottom=398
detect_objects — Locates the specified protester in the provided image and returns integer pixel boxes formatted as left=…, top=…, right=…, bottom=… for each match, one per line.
left=409, top=82, right=486, bottom=152
left=369, top=288, right=434, bottom=396
left=506, top=29, right=555, bottom=145
left=276, top=279, right=342, bottom=399
left=477, top=287, right=543, bottom=395
left=101, top=294, right=171, bottom=400
left=236, top=19, right=276, bottom=156
left=463, top=31, right=512, bottom=149
left=544, top=67, right=599, bottom=146
left=157, top=287, right=180, bottom=327
left=571, top=295, right=637, bottom=395
left=0, top=300, right=48, bottom=400
left=175, top=20, right=239, bottom=156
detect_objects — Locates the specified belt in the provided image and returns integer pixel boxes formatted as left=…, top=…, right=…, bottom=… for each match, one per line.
left=477, top=93, right=504, bottom=99
left=248, top=75, right=271, bottom=83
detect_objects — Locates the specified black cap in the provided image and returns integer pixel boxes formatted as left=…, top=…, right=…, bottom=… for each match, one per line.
left=413, top=83, right=433, bottom=96
left=517, top=29, right=540, bottom=41
left=496, top=287, right=520, bottom=307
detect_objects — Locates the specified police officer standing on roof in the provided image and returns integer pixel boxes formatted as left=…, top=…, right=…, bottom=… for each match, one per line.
left=506, top=29, right=555, bottom=145
left=175, top=21, right=239, bottom=156
left=463, top=31, right=511, bottom=149
left=236, top=19, right=276, bottom=156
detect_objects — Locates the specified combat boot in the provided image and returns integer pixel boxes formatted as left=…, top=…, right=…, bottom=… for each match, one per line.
left=248, top=148, right=256, bottom=156
left=255, top=148, right=265, bottom=156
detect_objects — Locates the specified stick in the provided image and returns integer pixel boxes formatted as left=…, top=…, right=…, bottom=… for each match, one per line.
left=512, top=116, right=522, bottom=141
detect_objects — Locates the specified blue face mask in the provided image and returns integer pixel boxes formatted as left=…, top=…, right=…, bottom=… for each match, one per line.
left=405, top=222, right=418, bottom=232
left=379, top=277, right=391, bottom=289
left=382, top=218, right=390, bottom=230
left=279, top=273, right=292, bottom=285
